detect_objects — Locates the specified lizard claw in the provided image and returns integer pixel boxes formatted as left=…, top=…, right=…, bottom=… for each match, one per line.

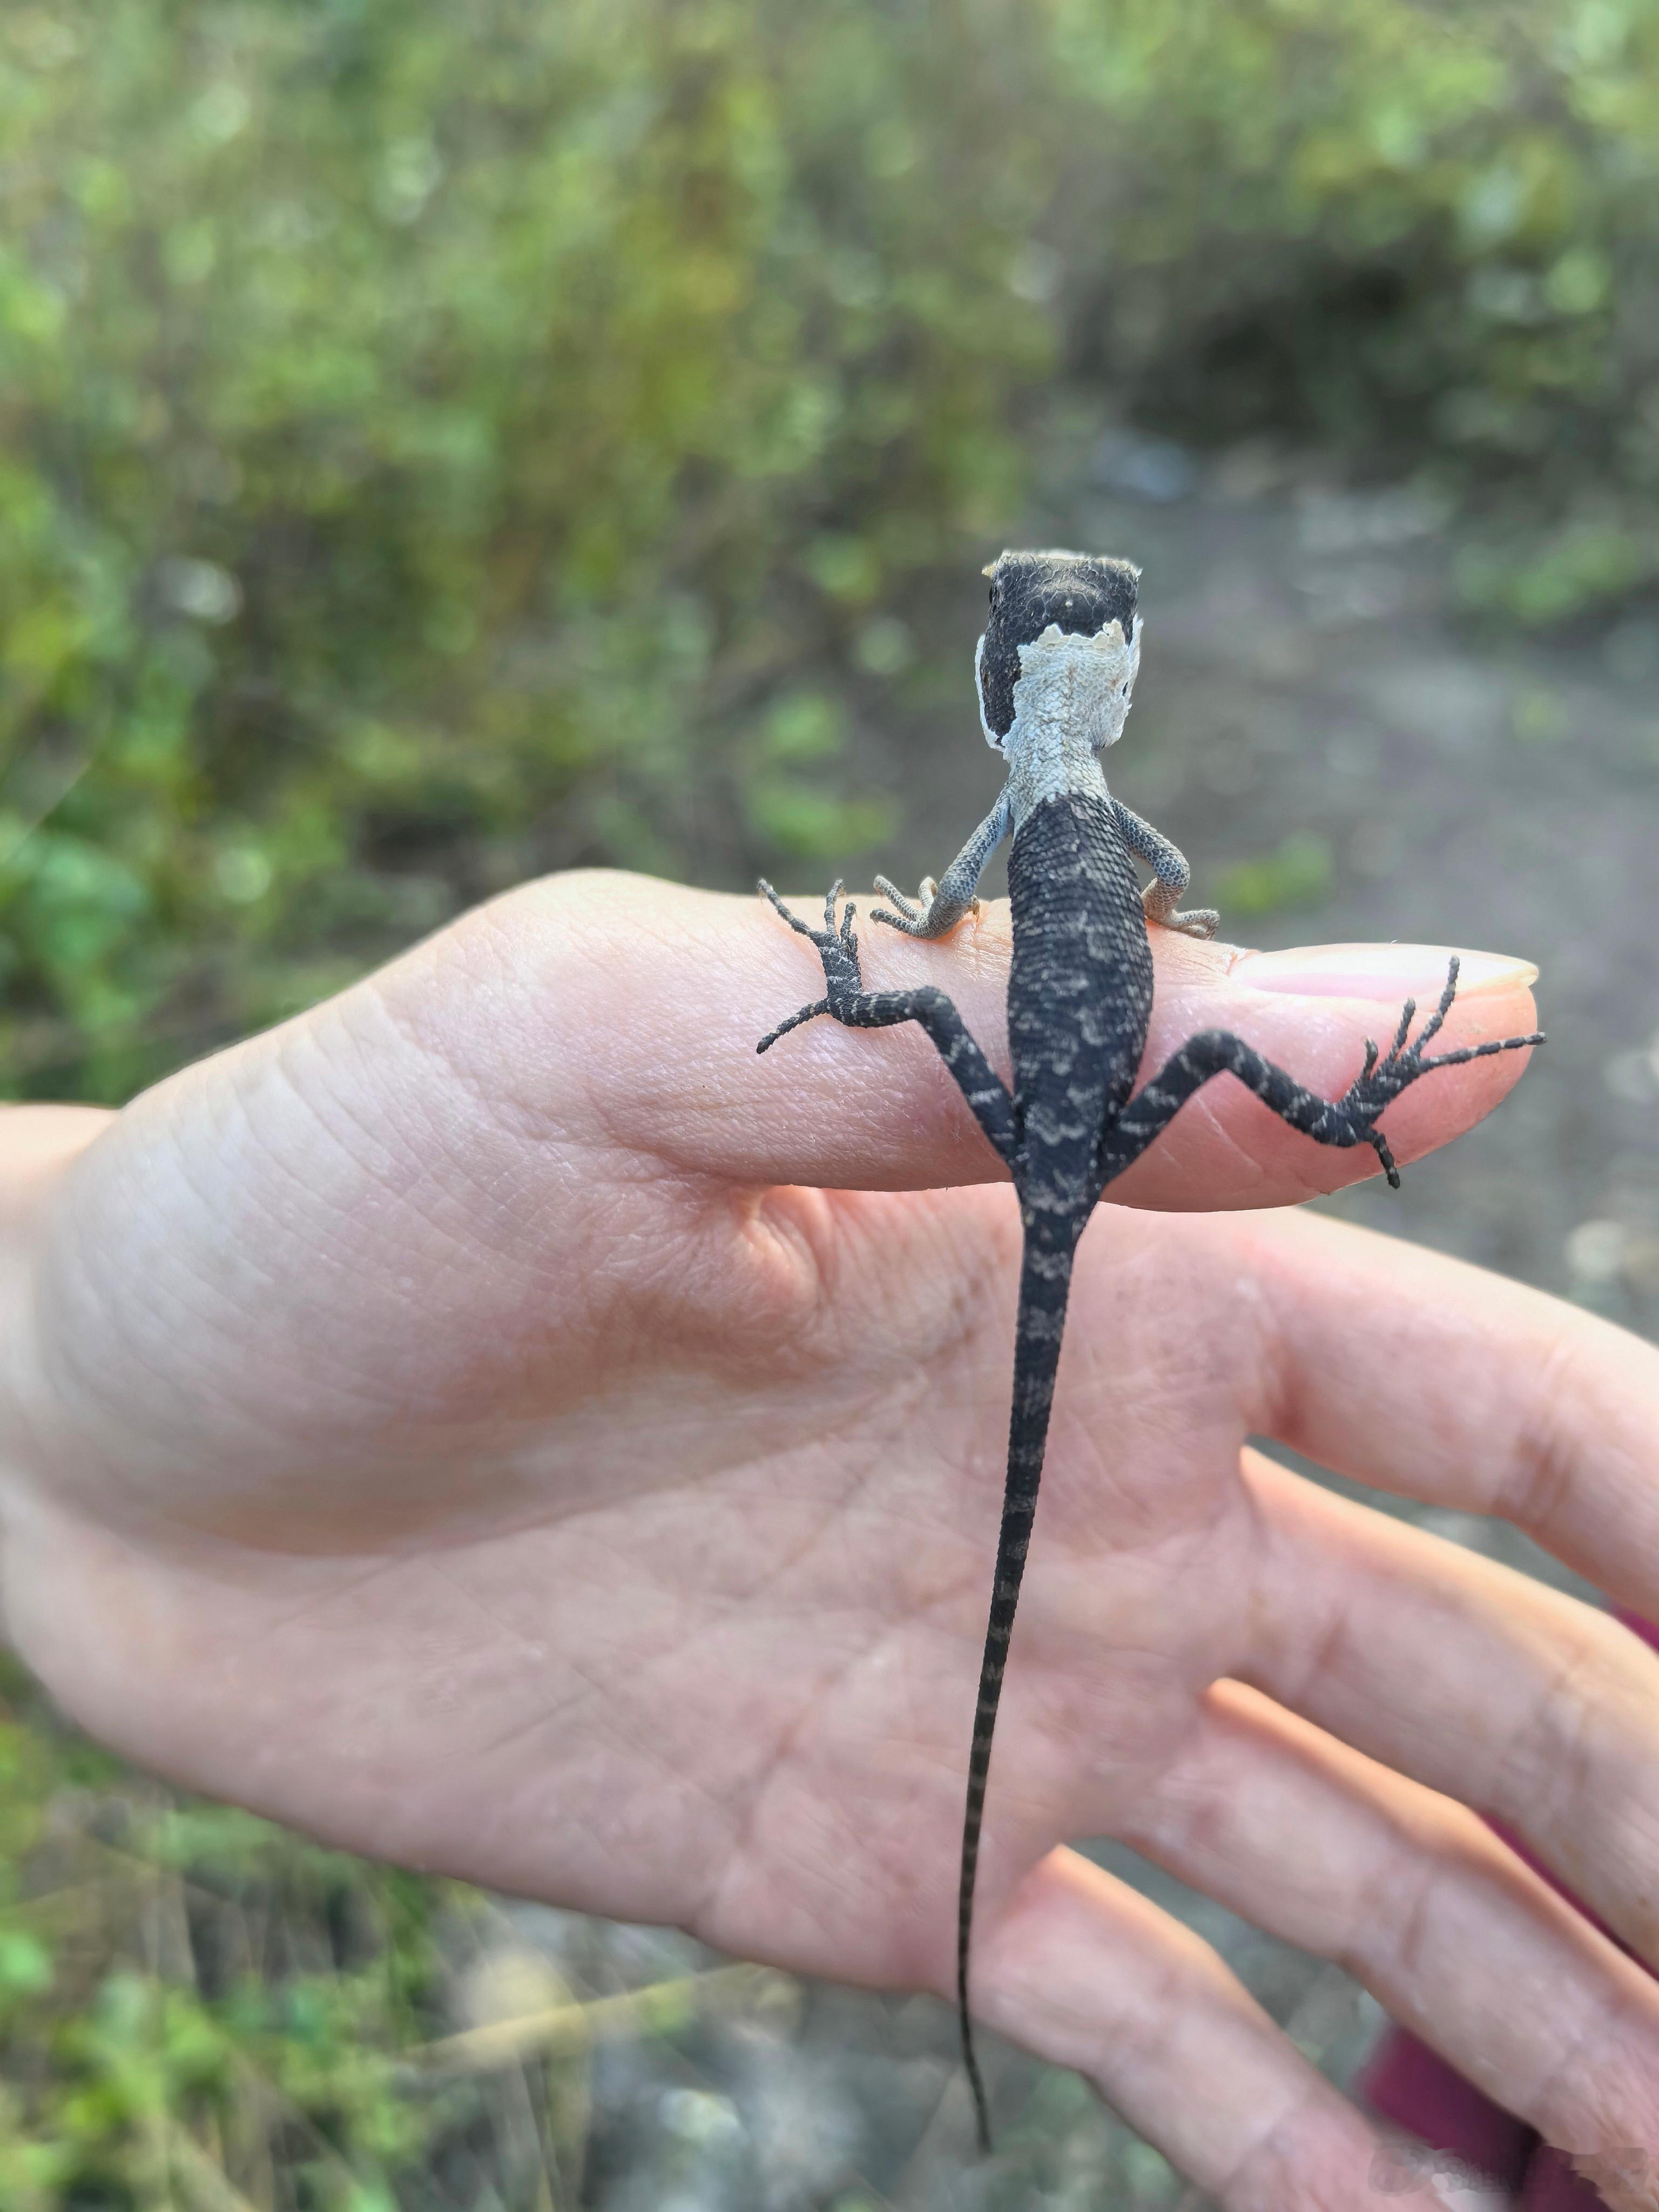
left=757, top=878, right=868, bottom=1050
left=1336, top=956, right=1545, bottom=1187
left=871, top=873, right=976, bottom=938
left=1147, top=897, right=1220, bottom=940
left=872, top=873, right=922, bottom=925
left=758, top=876, right=850, bottom=953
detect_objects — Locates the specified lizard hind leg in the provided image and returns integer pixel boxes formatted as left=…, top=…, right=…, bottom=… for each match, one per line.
left=1097, top=955, right=1543, bottom=1192
left=754, top=879, right=1020, bottom=1165
left=754, top=879, right=855, bottom=1053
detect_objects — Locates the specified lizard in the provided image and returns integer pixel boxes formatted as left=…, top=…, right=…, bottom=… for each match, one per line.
left=754, top=547, right=1544, bottom=2154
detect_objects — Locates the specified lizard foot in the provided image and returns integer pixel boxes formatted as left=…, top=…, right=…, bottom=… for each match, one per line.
left=871, top=874, right=977, bottom=939
left=1335, top=956, right=1545, bottom=1187
left=1151, top=901, right=1220, bottom=940
left=756, top=879, right=864, bottom=1051
left=756, top=880, right=1019, bottom=1159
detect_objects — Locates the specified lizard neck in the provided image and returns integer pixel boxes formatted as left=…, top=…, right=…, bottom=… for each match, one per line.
left=998, top=626, right=1132, bottom=830
left=1003, top=712, right=1111, bottom=831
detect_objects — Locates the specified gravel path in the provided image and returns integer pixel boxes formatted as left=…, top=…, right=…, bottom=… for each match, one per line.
left=504, top=436, right=1659, bottom=2209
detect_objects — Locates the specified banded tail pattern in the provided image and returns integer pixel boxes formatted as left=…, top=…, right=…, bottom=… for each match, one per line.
left=957, top=1220, right=1077, bottom=2153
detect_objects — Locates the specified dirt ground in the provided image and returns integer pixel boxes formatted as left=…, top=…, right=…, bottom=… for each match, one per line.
left=507, top=433, right=1659, bottom=2209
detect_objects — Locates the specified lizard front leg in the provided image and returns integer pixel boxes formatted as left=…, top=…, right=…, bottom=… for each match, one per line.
left=870, top=788, right=1012, bottom=941
left=1111, top=798, right=1219, bottom=940
left=756, top=879, right=1018, bottom=1166
left=1096, top=957, right=1543, bottom=1191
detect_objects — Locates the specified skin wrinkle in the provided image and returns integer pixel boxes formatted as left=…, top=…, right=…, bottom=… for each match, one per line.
left=704, top=1613, right=918, bottom=1952
left=1227, top=1463, right=1659, bottom=1979
left=1123, top=1712, right=1245, bottom=1879
left=35, top=1245, right=295, bottom=1521
left=1156, top=1681, right=1600, bottom=2026
left=611, top=1434, right=916, bottom=1626
left=1233, top=1232, right=1331, bottom=1465
left=1220, top=2081, right=1366, bottom=2212
left=456, top=1602, right=751, bottom=1870
left=359, top=918, right=589, bottom=1160
left=1092, top=1947, right=1197, bottom=2096
left=572, top=1178, right=839, bottom=1389
left=527, top=889, right=810, bottom=1178
left=729, top=1177, right=828, bottom=1278
left=232, top=1063, right=530, bottom=1406
left=659, top=1185, right=836, bottom=1376
left=233, top=1554, right=407, bottom=1640
left=1083, top=1669, right=1216, bottom=1826
left=1173, top=1083, right=1347, bottom=1209
left=1277, top=1514, right=1365, bottom=1717
left=671, top=1426, right=892, bottom=1614
left=1234, top=1236, right=1307, bottom=1448
left=1249, top=1471, right=1518, bottom=1798
left=45, top=1057, right=461, bottom=1476
left=416, top=1550, right=563, bottom=1672
left=1017, top=1898, right=1385, bottom=2212
left=796, top=1474, right=983, bottom=1646
left=345, top=986, right=655, bottom=1309
left=1493, top=1622, right=1620, bottom=1878
left=1235, top=1494, right=1279, bottom=1704
left=473, top=1390, right=863, bottom=1567
left=1248, top=1219, right=1495, bottom=1508
left=1529, top=1974, right=1659, bottom=2161
left=1337, top=1789, right=1659, bottom=2132
left=278, top=1027, right=527, bottom=1271
left=1340, top=1797, right=1463, bottom=1998
left=757, top=1188, right=1000, bottom=1398
left=276, top=997, right=596, bottom=1298
left=53, top=1114, right=251, bottom=1386
left=717, top=1685, right=941, bottom=1951
left=1000, top=1878, right=1197, bottom=2071
left=1501, top=1307, right=1603, bottom=1547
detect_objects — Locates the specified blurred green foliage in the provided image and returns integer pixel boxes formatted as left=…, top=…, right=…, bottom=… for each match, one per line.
left=1213, top=831, right=1334, bottom=918
left=3, top=0, right=1659, bottom=1096
left=0, top=1655, right=454, bottom=2209
left=0, top=0, right=1051, bottom=1096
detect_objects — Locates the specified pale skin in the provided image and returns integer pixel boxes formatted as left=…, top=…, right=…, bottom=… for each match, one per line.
left=1, top=870, right=1657, bottom=2210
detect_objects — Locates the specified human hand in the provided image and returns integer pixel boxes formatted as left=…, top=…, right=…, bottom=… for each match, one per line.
left=2, top=872, right=1655, bottom=2208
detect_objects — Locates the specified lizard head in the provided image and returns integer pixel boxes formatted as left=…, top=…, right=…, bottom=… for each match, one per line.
left=975, top=549, right=1142, bottom=754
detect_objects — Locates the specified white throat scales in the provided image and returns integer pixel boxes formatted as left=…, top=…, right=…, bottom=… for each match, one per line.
left=993, top=617, right=1142, bottom=826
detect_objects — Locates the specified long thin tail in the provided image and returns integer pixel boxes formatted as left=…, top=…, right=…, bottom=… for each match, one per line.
left=958, top=1225, right=1075, bottom=2153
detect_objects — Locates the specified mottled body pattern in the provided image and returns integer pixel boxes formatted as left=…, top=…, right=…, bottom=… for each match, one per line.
left=757, top=551, right=1543, bottom=2151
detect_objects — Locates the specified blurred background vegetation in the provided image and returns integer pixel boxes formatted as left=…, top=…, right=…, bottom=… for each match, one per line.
left=4, top=0, right=1658, bottom=2203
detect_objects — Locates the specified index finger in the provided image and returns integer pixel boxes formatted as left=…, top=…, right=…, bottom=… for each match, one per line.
left=444, top=869, right=1541, bottom=1210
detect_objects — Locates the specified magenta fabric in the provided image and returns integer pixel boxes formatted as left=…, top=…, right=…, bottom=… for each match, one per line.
left=1355, top=1610, right=1659, bottom=2208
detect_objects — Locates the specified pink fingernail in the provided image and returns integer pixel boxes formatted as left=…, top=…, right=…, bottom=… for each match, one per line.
left=1231, top=942, right=1540, bottom=1000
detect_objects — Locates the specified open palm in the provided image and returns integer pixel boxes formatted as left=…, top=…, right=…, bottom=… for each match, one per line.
left=3, top=871, right=1657, bottom=2207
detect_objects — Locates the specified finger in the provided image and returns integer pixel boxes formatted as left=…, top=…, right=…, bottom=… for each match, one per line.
left=1234, top=1207, right=1659, bottom=1615
left=1239, top=1447, right=1659, bottom=1974
left=406, top=869, right=1540, bottom=1205
left=1112, top=1681, right=1659, bottom=2171
left=977, top=1844, right=1435, bottom=2211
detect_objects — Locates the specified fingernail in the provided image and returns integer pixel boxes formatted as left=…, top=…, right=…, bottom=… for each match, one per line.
left=1231, top=941, right=1539, bottom=1000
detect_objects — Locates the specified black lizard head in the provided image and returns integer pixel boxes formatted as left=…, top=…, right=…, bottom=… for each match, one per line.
left=975, top=549, right=1142, bottom=748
